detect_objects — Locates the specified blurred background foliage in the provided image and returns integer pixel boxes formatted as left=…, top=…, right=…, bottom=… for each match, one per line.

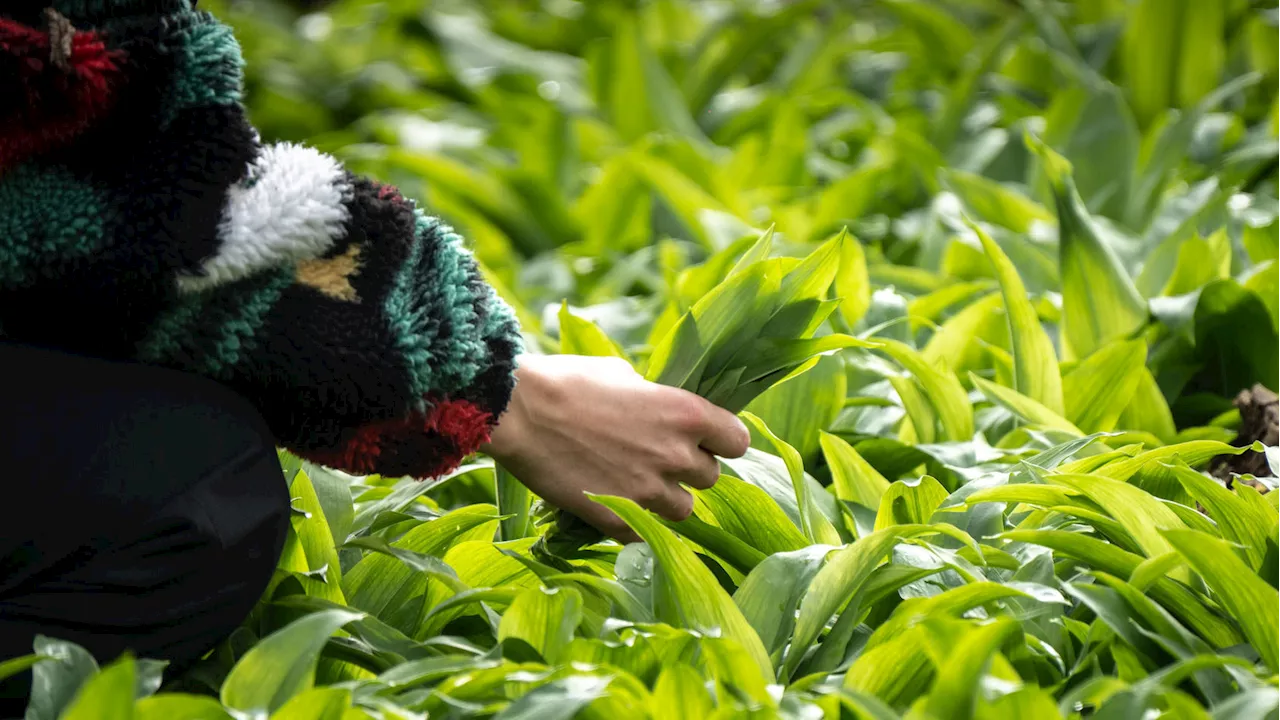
left=205, top=0, right=1279, bottom=434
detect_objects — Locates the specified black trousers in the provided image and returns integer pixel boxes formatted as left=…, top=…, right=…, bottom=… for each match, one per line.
left=0, top=343, right=290, bottom=714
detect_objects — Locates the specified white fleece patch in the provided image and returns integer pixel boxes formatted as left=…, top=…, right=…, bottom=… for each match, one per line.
left=177, top=143, right=353, bottom=293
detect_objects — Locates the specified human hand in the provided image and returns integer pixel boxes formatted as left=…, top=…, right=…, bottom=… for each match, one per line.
left=479, top=353, right=751, bottom=543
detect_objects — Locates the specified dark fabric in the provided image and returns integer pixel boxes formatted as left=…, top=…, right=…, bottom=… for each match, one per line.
left=0, top=342, right=290, bottom=716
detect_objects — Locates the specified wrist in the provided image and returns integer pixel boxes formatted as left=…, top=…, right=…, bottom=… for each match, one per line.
left=480, top=353, right=544, bottom=462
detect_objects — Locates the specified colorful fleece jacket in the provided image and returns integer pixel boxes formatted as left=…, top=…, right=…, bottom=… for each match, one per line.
left=0, top=1, right=524, bottom=479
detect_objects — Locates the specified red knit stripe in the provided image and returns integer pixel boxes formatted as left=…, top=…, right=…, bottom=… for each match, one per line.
left=0, top=19, right=125, bottom=171
left=297, top=398, right=494, bottom=480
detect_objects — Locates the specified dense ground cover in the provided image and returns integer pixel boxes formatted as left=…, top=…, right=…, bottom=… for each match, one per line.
left=5, top=0, right=1279, bottom=717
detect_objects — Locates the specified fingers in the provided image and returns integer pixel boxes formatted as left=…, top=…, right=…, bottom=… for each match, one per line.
left=647, top=484, right=695, bottom=522
left=663, top=389, right=751, bottom=459
left=693, top=402, right=751, bottom=459
left=672, top=447, right=720, bottom=491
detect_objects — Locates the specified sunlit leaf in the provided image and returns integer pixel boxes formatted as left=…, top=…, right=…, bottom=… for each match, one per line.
left=221, top=609, right=365, bottom=715
left=1027, top=134, right=1147, bottom=360
left=590, top=494, right=772, bottom=679
left=968, top=217, right=1062, bottom=413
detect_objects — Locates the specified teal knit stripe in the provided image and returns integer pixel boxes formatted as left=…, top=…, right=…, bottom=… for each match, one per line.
left=385, top=216, right=434, bottom=411
left=0, top=165, right=110, bottom=287
left=135, top=289, right=207, bottom=365
left=136, top=268, right=293, bottom=377
left=384, top=211, right=495, bottom=403
left=478, top=280, right=522, bottom=346
left=160, top=13, right=245, bottom=126
left=421, top=220, right=486, bottom=393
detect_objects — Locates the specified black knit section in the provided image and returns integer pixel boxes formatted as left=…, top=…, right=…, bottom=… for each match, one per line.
left=463, top=335, right=520, bottom=419
left=231, top=177, right=424, bottom=455
left=104, top=103, right=254, bottom=268
left=338, top=174, right=416, bottom=297
left=70, top=103, right=254, bottom=355
left=458, top=271, right=520, bottom=418
left=371, top=431, right=459, bottom=480
left=2, top=1, right=193, bottom=25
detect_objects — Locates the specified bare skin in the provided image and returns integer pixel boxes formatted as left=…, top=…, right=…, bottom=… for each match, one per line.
left=480, top=353, right=752, bottom=543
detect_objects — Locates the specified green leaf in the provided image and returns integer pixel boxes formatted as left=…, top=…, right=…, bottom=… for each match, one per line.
left=787, top=525, right=946, bottom=680
left=303, top=464, right=355, bottom=551
left=777, top=230, right=847, bottom=307
left=742, top=412, right=841, bottom=545
left=923, top=618, right=1022, bottom=720
left=1164, top=529, right=1280, bottom=673
left=1046, top=473, right=1188, bottom=572
left=498, top=586, right=583, bottom=664
left=650, top=663, right=714, bottom=720
left=874, top=476, right=949, bottom=530
left=1192, top=279, right=1280, bottom=393
left=947, top=172, right=1054, bottom=234
left=1096, top=441, right=1265, bottom=484
left=628, top=153, right=732, bottom=250
left=969, top=374, right=1083, bottom=435
left=837, top=234, right=873, bottom=328
left=733, top=545, right=832, bottom=661
left=269, top=687, right=351, bottom=720
left=978, top=687, right=1064, bottom=719
left=871, top=339, right=975, bottom=442
left=1166, top=460, right=1274, bottom=570
left=659, top=512, right=768, bottom=574
left=866, top=581, right=1061, bottom=653
left=589, top=494, right=772, bottom=679
left=494, top=675, right=613, bottom=720
left=283, top=468, right=345, bottom=602
left=998, top=530, right=1241, bottom=646
left=1161, top=231, right=1233, bottom=297
left=1062, top=340, right=1148, bottom=433
left=60, top=655, right=134, bottom=720
left=842, top=623, right=935, bottom=707
left=347, top=463, right=479, bottom=538
left=1122, top=0, right=1180, bottom=125
left=26, top=636, right=99, bottom=720
left=968, top=217, right=1063, bottom=413
left=920, top=288, right=1002, bottom=362
left=695, top=473, right=809, bottom=555
left=558, top=302, right=628, bottom=358
left=599, top=12, right=708, bottom=146
left=1117, top=367, right=1178, bottom=445
left=719, top=448, right=841, bottom=541
left=836, top=688, right=905, bottom=720
left=342, top=505, right=499, bottom=622
left=963, top=483, right=1082, bottom=508
left=1027, top=134, right=1146, bottom=360
left=646, top=261, right=778, bottom=390
left=731, top=335, right=870, bottom=388
left=375, top=655, right=500, bottom=690
left=0, top=654, right=48, bottom=684
left=134, top=695, right=235, bottom=720
left=496, top=463, right=533, bottom=542
left=1129, top=75, right=1261, bottom=231
left=740, top=352, right=849, bottom=461
left=821, top=431, right=892, bottom=509
left=220, top=608, right=365, bottom=715
left=1210, top=689, right=1280, bottom=720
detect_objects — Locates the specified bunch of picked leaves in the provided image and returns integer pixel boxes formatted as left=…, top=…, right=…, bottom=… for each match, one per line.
left=532, top=229, right=870, bottom=559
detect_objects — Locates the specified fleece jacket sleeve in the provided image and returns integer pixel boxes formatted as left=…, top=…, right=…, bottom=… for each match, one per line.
left=0, top=0, right=523, bottom=479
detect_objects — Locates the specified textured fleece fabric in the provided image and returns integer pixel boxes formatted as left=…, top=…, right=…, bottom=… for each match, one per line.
left=0, top=0, right=524, bottom=479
